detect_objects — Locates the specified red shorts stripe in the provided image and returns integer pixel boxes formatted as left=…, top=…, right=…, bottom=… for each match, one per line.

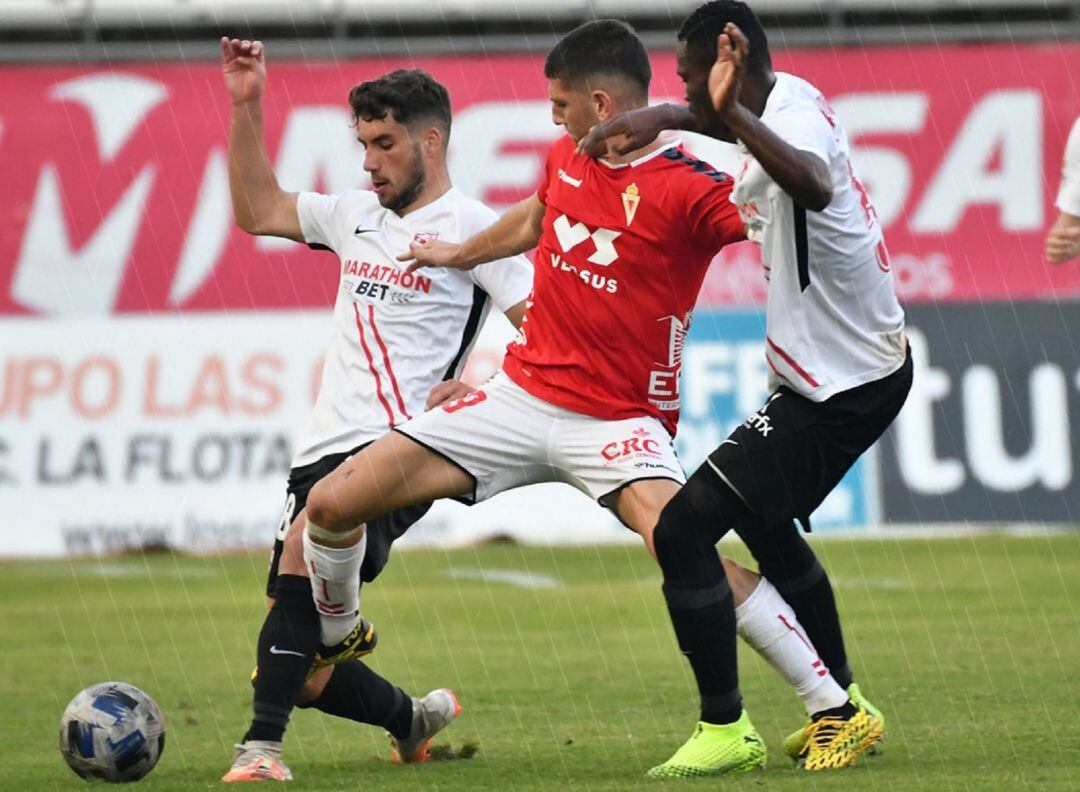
left=367, top=304, right=412, bottom=421
left=353, top=303, right=397, bottom=427
left=766, top=337, right=820, bottom=388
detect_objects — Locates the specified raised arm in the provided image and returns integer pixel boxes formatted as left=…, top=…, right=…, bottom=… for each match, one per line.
left=709, top=25, right=832, bottom=212
left=401, top=192, right=545, bottom=273
left=221, top=37, right=302, bottom=240
left=576, top=103, right=697, bottom=157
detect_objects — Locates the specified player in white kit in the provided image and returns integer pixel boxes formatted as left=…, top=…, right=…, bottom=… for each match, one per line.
left=580, top=0, right=909, bottom=777
left=218, top=38, right=533, bottom=781
left=1046, top=116, right=1080, bottom=263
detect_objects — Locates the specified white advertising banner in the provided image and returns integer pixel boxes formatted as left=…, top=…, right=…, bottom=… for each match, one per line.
left=0, top=312, right=627, bottom=557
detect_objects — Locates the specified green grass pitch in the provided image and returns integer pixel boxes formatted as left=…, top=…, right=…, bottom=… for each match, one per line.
left=3, top=534, right=1079, bottom=790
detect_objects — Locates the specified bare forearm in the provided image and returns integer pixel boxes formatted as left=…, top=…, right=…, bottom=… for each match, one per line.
left=453, top=196, right=543, bottom=267
left=725, top=105, right=832, bottom=211
left=229, top=100, right=285, bottom=233
left=653, top=102, right=700, bottom=132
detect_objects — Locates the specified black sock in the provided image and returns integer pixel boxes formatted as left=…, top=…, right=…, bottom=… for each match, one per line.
left=662, top=578, right=742, bottom=724
left=243, top=575, right=321, bottom=743
left=738, top=520, right=854, bottom=689
left=812, top=700, right=857, bottom=721
left=301, top=660, right=413, bottom=740
left=653, top=467, right=749, bottom=725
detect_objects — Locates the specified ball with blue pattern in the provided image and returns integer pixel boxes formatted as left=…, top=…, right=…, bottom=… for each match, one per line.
left=59, top=682, right=166, bottom=782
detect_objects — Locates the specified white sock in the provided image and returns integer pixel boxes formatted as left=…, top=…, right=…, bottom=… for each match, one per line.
left=302, top=523, right=366, bottom=646
left=735, top=576, right=848, bottom=716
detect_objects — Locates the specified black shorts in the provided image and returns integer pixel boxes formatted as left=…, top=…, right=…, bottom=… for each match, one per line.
left=709, top=349, right=913, bottom=529
left=265, top=444, right=432, bottom=597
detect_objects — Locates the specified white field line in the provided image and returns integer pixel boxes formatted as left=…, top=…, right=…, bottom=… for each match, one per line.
left=444, top=568, right=562, bottom=590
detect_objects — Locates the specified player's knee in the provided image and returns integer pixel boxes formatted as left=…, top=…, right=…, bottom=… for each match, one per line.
left=305, top=479, right=348, bottom=534
left=653, top=490, right=706, bottom=568
left=739, top=520, right=820, bottom=587
left=655, top=470, right=743, bottom=569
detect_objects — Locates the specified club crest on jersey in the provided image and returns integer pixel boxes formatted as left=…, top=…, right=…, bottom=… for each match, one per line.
left=622, top=183, right=641, bottom=226
left=412, top=231, right=439, bottom=246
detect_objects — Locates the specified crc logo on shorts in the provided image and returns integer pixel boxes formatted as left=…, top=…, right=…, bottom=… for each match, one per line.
left=601, top=427, right=662, bottom=465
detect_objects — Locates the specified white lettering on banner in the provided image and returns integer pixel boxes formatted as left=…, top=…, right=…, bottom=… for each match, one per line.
left=895, top=330, right=1074, bottom=495
left=682, top=342, right=769, bottom=420
left=258, top=107, right=366, bottom=252
left=889, top=252, right=954, bottom=300
left=50, top=73, right=167, bottom=162
left=912, top=90, right=1043, bottom=232
left=831, top=92, right=929, bottom=227
left=4, top=74, right=1059, bottom=316
left=12, top=73, right=167, bottom=315
left=448, top=101, right=561, bottom=210
left=894, top=331, right=965, bottom=494
left=0, top=313, right=627, bottom=557
left=172, top=148, right=230, bottom=304
left=13, top=164, right=156, bottom=315
left=963, top=364, right=1071, bottom=491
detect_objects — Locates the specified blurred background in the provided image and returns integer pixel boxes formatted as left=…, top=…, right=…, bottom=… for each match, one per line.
left=2, top=0, right=1079, bottom=557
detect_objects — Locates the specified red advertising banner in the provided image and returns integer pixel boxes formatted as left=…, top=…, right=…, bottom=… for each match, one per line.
left=1, top=42, right=1079, bottom=315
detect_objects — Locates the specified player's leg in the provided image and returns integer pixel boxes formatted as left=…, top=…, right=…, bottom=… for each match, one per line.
left=701, top=382, right=908, bottom=770
left=225, top=458, right=344, bottom=783
left=645, top=465, right=767, bottom=777
left=737, top=517, right=852, bottom=687
left=303, top=373, right=557, bottom=654
left=298, top=665, right=460, bottom=764
left=302, top=431, right=473, bottom=649
left=289, top=500, right=456, bottom=762
left=559, top=421, right=760, bottom=776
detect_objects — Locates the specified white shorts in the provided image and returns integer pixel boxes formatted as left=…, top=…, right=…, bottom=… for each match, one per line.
left=395, top=372, right=685, bottom=503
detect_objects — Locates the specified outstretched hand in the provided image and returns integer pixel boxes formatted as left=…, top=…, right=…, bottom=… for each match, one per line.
left=708, top=23, right=749, bottom=118
left=576, top=107, right=667, bottom=158
left=426, top=379, right=476, bottom=411
left=397, top=238, right=468, bottom=274
left=221, top=37, right=266, bottom=105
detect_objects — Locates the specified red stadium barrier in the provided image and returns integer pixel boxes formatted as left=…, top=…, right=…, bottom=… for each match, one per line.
left=0, top=43, right=1078, bottom=316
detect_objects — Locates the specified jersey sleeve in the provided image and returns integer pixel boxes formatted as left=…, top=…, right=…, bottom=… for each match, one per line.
left=1057, top=116, right=1080, bottom=216
left=296, top=191, right=347, bottom=252
left=764, top=106, right=837, bottom=167
left=470, top=255, right=534, bottom=312
left=536, top=136, right=573, bottom=205
left=462, top=202, right=534, bottom=312
left=686, top=176, right=745, bottom=253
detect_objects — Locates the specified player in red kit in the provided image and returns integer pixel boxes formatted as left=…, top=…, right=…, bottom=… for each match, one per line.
left=298, top=20, right=855, bottom=776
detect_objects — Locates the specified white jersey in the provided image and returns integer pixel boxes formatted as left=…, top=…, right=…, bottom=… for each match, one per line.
left=1056, top=116, right=1080, bottom=216
left=293, top=187, right=533, bottom=467
left=731, top=72, right=907, bottom=402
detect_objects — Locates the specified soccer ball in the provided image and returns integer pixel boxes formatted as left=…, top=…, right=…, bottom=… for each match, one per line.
left=59, top=682, right=166, bottom=782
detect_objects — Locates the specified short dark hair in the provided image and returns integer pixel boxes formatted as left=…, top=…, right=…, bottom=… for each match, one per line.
left=348, top=69, right=452, bottom=140
left=544, top=19, right=651, bottom=98
left=678, top=1, right=771, bottom=74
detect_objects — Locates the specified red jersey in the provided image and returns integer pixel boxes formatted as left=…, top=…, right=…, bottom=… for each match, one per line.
left=502, top=135, right=745, bottom=436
